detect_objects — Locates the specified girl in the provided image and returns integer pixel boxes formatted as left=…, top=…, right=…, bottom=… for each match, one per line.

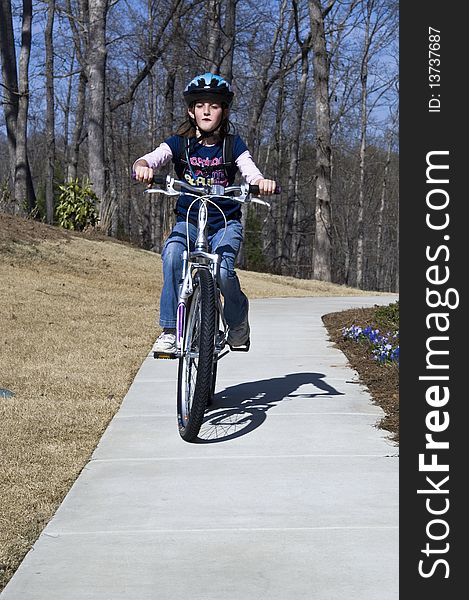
left=133, top=73, right=277, bottom=353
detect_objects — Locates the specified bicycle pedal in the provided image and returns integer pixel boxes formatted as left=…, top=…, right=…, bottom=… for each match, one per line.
left=153, top=351, right=178, bottom=360
left=229, top=339, right=250, bottom=352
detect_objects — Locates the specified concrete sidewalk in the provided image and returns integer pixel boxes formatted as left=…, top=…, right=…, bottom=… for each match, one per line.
left=1, top=295, right=399, bottom=600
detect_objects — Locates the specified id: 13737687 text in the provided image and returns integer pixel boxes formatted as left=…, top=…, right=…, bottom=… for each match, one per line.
left=428, top=27, right=441, bottom=113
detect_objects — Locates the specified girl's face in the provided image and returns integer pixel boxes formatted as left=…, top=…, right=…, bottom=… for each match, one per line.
left=190, top=102, right=225, bottom=134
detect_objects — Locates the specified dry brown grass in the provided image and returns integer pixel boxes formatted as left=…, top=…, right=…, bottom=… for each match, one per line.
left=0, top=232, right=160, bottom=586
left=237, top=269, right=373, bottom=298
left=0, top=213, right=378, bottom=589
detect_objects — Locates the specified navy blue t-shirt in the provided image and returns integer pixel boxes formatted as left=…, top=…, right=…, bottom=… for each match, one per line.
left=165, top=134, right=248, bottom=230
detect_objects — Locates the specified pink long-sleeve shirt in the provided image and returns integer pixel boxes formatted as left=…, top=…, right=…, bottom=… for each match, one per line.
left=134, top=142, right=264, bottom=184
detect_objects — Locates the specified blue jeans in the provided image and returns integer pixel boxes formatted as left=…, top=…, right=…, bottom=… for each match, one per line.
left=159, top=220, right=249, bottom=329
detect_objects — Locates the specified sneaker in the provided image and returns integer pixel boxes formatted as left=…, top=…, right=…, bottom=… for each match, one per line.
left=152, top=331, right=176, bottom=354
left=227, top=317, right=250, bottom=347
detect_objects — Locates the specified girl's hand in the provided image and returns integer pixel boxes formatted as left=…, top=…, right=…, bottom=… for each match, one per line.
left=257, top=178, right=277, bottom=195
left=134, top=161, right=154, bottom=184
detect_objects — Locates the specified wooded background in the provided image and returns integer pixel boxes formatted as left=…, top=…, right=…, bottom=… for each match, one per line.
left=0, top=0, right=398, bottom=291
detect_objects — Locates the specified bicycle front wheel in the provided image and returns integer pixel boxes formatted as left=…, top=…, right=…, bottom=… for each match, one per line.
left=177, top=268, right=216, bottom=441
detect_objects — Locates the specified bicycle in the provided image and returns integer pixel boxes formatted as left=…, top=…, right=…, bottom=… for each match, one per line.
left=144, top=175, right=278, bottom=442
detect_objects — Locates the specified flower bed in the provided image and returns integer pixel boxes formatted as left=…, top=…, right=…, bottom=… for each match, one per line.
left=342, top=324, right=399, bottom=366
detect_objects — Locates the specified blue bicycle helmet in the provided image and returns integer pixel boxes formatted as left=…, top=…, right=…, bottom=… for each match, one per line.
left=183, top=73, right=234, bottom=107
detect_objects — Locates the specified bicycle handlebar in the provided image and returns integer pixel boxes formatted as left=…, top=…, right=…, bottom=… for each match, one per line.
left=137, top=174, right=281, bottom=206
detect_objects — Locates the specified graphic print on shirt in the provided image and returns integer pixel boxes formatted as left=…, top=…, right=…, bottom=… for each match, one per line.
left=185, top=155, right=228, bottom=188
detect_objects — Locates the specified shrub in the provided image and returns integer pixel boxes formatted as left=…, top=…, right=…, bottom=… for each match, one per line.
left=375, top=301, right=399, bottom=329
left=55, top=179, right=99, bottom=231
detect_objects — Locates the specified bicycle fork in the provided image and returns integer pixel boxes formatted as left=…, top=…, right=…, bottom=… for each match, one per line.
left=176, top=251, right=222, bottom=357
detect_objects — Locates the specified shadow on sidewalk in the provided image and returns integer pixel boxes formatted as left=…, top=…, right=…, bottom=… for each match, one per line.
left=197, top=372, right=344, bottom=443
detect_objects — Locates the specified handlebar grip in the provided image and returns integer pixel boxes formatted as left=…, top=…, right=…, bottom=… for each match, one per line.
left=248, top=184, right=282, bottom=195
left=131, top=171, right=166, bottom=186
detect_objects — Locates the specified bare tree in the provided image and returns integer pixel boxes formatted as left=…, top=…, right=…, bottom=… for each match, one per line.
left=45, top=0, right=56, bottom=223
left=0, top=0, right=18, bottom=191
left=108, top=0, right=185, bottom=112
left=0, top=0, right=36, bottom=213
left=238, top=0, right=301, bottom=267
left=268, top=8, right=295, bottom=272
left=60, top=50, right=74, bottom=177
left=68, top=72, right=87, bottom=181
left=281, top=0, right=311, bottom=273
left=309, top=0, right=334, bottom=281
left=206, top=0, right=221, bottom=71
left=355, top=0, right=398, bottom=287
left=64, top=0, right=88, bottom=181
left=203, top=0, right=237, bottom=77
left=376, top=112, right=397, bottom=289
left=87, top=0, right=109, bottom=213
left=245, top=1, right=289, bottom=153
left=14, top=0, right=35, bottom=213
left=355, top=0, right=372, bottom=288
left=219, top=0, right=237, bottom=80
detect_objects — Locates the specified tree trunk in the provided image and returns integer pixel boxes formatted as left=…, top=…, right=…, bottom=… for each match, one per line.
left=45, top=0, right=56, bottom=224
left=15, top=0, right=36, bottom=214
left=309, top=0, right=332, bottom=282
left=65, top=0, right=88, bottom=181
left=106, top=92, right=120, bottom=236
left=0, top=0, right=18, bottom=191
left=157, top=69, right=177, bottom=249
left=63, top=51, right=74, bottom=177
left=356, top=96, right=366, bottom=287
left=87, top=0, right=108, bottom=214
left=356, top=0, right=373, bottom=288
left=219, top=0, right=236, bottom=81
left=123, top=96, right=133, bottom=238
left=139, top=73, right=152, bottom=249
left=376, top=128, right=393, bottom=290
left=281, top=12, right=310, bottom=272
left=146, top=70, right=158, bottom=248
left=267, top=82, right=284, bottom=271
left=158, top=6, right=185, bottom=248
left=206, top=0, right=221, bottom=72
left=68, top=71, right=86, bottom=181
left=271, top=11, right=294, bottom=273
left=239, top=0, right=288, bottom=268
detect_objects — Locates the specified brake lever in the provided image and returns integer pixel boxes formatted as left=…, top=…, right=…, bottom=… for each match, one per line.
left=251, top=197, right=271, bottom=208
left=143, top=174, right=179, bottom=196
left=144, top=188, right=178, bottom=196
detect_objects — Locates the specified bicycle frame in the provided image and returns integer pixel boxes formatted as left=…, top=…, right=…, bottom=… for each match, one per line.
left=175, top=198, right=226, bottom=358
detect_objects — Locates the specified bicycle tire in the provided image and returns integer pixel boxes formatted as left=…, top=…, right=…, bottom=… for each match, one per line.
left=177, top=268, right=216, bottom=441
left=209, top=358, right=218, bottom=406
left=208, top=299, right=223, bottom=407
